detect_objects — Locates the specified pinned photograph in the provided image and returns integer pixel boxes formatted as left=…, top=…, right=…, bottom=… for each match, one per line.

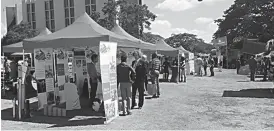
left=76, top=60, right=82, bottom=68
left=45, top=65, right=54, bottom=78
left=82, top=60, right=86, bottom=66
left=57, top=64, right=65, bottom=76
left=47, top=91, right=55, bottom=105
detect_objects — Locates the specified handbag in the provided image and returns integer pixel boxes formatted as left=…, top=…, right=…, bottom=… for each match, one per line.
left=147, top=83, right=156, bottom=95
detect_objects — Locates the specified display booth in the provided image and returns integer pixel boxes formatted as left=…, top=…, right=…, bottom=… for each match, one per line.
left=22, top=13, right=145, bottom=123
left=143, top=39, right=180, bottom=82
left=177, top=46, right=195, bottom=75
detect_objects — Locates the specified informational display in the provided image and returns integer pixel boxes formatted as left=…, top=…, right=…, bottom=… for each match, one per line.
left=34, top=48, right=54, bottom=109
left=67, top=51, right=75, bottom=82
left=99, top=41, right=118, bottom=123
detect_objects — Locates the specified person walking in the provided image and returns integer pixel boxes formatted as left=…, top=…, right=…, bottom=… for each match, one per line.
left=131, top=51, right=148, bottom=109
left=236, top=58, right=241, bottom=74
left=208, top=56, right=215, bottom=77
left=162, top=57, right=170, bottom=81
left=203, top=58, right=208, bottom=76
left=150, top=53, right=161, bottom=98
left=87, top=54, right=101, bottom=108
left=117, top=54, right=135, bottom=116
left=248, top=55, right=257, bottom=81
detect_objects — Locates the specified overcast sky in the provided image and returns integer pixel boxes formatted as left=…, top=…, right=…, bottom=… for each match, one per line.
left=143, top=0, right=235, bottom=43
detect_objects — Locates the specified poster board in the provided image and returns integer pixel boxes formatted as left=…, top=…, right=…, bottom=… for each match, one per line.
left=99, top=41, right=118, bottom=123
left=34, top=48, right=54, bottom=110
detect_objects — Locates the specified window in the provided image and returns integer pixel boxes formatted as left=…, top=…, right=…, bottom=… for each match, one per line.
left=45, top=0, right=55, bottom=32
left=139, top=0, right=142, bottom=5
left=64, top=0, right=75, bottom=27
left=26, top=3, right=36, bottom=29
left=85, top=0, right=96, bottom=16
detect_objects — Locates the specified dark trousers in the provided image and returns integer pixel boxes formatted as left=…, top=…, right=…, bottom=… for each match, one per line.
left=210, top=66, right=214, bottom=76
left=144, top=77, right=148, bottom=91
left=250, top=70, right=255, bottom=81
left=236, top=67, right=240, bottom=74
left=203, top=66, right=207, bottom=76
left=132, top=81, right=145, bottom=108
left=89, top=79, right=98, bottom=106
left=164, top=69, right=169, bottom=80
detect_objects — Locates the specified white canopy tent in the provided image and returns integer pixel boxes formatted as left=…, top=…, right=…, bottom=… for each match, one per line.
left=111, top=23, right=155, bottom=50
left=23, top=13, right=142, bottom=51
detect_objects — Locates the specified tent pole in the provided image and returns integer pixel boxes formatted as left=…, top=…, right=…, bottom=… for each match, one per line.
left=177, top=51, right=179, bottom=84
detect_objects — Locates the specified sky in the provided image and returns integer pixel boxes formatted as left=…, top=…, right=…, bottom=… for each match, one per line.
left=143, top=0, right=235, bottom=43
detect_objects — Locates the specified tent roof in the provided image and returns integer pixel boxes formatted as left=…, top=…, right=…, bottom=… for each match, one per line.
left=3, top=28, right=52, bottom=53
left=111, top=23, right=155, bottom=50
left=155, top=39, right=177, bottom=51
left=177, top=46, right=191, bottom=54
left=23, top=13, right=139, bottom=50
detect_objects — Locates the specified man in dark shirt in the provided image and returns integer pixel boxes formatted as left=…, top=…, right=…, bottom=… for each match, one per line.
left=87, top=54, right=101, bottom=107
left=236, top=58, right=241, bottom=74
left=131, top=51, right=148, bottom=109
left=117, top=54, right=135, bottom=116
left=248, top=55, right=257, bottom=81
left=208, top=56, right=215, bottom=76
left=150, top=53, right=161, bottom=98
left=163, top=57, right=170, bottom=81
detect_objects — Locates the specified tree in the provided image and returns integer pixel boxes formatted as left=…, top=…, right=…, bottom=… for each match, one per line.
left=165, top=33, right=214, bottom=53
left=1, top=22, right=38, bottom=46
left=100, top=0, right=157, bottom=38
left=141, top=32, right=164, bottom=44
left=213, top=0, right=274, bottom=49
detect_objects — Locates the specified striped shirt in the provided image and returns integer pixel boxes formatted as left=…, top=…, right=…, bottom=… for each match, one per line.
left=152, top=58, right=161, bottom=71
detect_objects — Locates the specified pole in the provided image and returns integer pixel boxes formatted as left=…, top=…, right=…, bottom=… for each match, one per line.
left=18, top=78, right=22, bottom=120
left=177, top=51, right=180, bottom=84
left=13, top=98, right=16, bottom=119
left=226, top=37, right=229, bottom=69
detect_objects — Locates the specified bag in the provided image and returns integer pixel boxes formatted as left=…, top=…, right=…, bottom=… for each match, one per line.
left=147, top=83, right=156, bottom=95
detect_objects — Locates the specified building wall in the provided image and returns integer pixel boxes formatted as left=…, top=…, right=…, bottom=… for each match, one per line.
left=1, top=0, right=22, bottom=29
left=22, top=0, right=110, bottom=32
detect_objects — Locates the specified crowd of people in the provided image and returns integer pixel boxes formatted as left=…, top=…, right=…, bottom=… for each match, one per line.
left=195, top=55, right=216, bottom=77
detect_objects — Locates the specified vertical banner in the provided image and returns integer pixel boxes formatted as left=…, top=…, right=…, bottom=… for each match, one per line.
left=100, top=41, right=118, bottom=123
left=67, top=51, right=75, bottom=82
left=55, top=49, right=68, bottom=104
left=34, top=48, right=53, bottom=109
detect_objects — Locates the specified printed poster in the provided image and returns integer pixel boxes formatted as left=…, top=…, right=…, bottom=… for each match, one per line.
left=56, top=49, right=67, bottom=86
left=99, top=41, right=118, bottom=123
left=67, top=51, right=75, bottom=81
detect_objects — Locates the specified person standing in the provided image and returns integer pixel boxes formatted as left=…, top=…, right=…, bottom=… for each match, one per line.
left=141, top=55, right=149, bottom=93
left=236, top=58, right=241, bottom=74
left=196, top=56, right=203, bottom=76
left=131, top=51, right=147, bottom=109
left=262, top=57, right=268, bottom=81
left=180, top=57, right=186, bottom=82
left=117, top=54, right=135, bottom=116
left=208, top=56, right=215, bottom=77
left=150, top=53, right=161, bottom=98
left=162, top=57, right=170, bottom=81
left=248, top=55, right=257, bottom=81
left=203, top=58, right=208, bottom=76
left=87, top=54, right=101, bottom=108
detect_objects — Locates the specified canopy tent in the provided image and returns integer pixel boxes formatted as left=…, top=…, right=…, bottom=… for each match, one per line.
left=23, top=13, right=141, bottom=50
left=3, top=28, right=52, bottom=53
left=111, top=23, right=155, bottom=50
left=177, top=46, right=191, bottom=54
left=242, top=41, right=267, bottom=55
left=154, top=39, right=178, bottom=57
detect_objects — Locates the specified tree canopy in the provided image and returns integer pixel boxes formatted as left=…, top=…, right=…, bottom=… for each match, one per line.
left=1, top=22, right=38, bottom=46
left=165, top=33, right=214, bottom=54
left=213, top=0, right=274, bottom=49
left=100, top=0, right=157, bottom=39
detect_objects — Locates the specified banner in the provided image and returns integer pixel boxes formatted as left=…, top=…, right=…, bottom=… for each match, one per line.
left=212, top=36, right=227, bottom=47
left=34, top=48, right=54, bottom=109
left=99, top=41, right=118, bottom=123
left=67, top=51, right=75, bottom=82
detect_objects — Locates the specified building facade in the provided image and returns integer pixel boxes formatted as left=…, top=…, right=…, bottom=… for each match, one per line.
left=21, top=0, right=142, bottom=32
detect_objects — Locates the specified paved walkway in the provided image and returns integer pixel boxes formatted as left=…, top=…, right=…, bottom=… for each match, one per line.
left=1, top=69, right=274, bottom=130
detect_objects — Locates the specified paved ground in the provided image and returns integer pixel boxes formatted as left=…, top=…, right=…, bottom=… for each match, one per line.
left=1, top=69, right=274, bottom=130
